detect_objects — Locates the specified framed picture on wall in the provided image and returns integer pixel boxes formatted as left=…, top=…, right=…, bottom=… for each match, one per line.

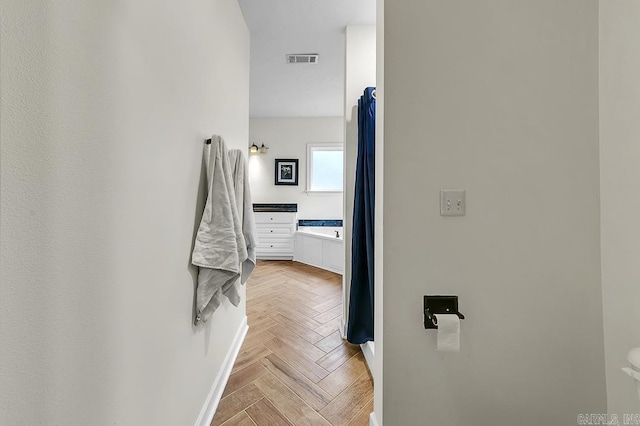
left=275, top=159, right=299, bottom=186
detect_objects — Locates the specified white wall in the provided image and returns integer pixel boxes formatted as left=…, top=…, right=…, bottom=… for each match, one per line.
left=374, top=2, right=385, bottom=423
left=382, top=1, right=606, bottom=425
left=248, top=117, right=343, bottom=219
left=0, top=1, right=249, bottom=425
left=343, top=25, right=376, bottom=338
left=600, top=0, right=640, bottom=415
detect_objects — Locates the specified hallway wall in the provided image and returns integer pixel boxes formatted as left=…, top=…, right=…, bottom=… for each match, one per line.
left=600, top=0, right=640, bottom=415
left=382, top=1, right=606, bottom=424
left=0, top=0, right=249, bottom=424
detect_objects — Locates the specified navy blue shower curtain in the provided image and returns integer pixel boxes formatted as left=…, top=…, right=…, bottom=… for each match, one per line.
left=347, top=87, right=376, bottom=345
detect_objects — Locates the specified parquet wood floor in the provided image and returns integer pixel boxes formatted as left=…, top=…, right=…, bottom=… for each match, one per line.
left=212, top=260, right=373, bottom=426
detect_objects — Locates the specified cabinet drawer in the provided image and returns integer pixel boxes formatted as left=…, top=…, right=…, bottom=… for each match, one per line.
left=257, top=235, right=293, bottom=245
left=254, top=212, right=296, bottom=224
left=256, top=225, right=295, bottom=237
left=256, top=240, right=294, bottom=251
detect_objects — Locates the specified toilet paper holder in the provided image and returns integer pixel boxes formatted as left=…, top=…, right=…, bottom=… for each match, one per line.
left=424, top=295, right=465, bottom=329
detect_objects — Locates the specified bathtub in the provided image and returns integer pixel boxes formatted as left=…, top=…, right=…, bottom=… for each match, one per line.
left=297, top=226, right=343, bottom=239
left=294, top=227, right=344, bottom=274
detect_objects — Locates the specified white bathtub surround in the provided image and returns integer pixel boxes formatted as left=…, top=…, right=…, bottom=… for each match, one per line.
left=294, top=228, right=344, bottom=275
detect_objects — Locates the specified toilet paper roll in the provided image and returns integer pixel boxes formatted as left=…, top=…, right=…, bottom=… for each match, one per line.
left=433, top=314, right=460, bottom=352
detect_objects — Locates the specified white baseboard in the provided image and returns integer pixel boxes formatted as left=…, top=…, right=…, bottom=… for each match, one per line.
left=195, top=316, right=248, bottom=426
left=370, top=412, right=379, bottom=426
left=361, top=340, right=375, bottom=376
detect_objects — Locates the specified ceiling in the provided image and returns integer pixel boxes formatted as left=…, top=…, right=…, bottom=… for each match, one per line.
left=238, top=0, right=376, bottom=118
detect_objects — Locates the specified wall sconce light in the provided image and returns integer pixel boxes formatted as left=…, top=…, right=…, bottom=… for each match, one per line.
left=249, top=143, right=269, bottom=154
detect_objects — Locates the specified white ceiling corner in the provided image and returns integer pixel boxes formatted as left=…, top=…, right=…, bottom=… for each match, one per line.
left=238, top=0, right=376, bottom=118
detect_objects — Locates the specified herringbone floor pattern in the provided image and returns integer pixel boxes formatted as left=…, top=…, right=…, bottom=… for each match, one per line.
left=212, top=260, right=373, bottom=426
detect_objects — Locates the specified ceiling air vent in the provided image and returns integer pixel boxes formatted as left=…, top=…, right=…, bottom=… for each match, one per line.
left=286, top=54, right=319, bottom=64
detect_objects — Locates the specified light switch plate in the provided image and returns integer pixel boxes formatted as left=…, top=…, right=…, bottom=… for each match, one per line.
left=440, top=190, right=466, bottom=216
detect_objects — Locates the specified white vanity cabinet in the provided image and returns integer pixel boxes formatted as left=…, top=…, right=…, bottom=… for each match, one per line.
left=254, top=211, right=297, bottom=259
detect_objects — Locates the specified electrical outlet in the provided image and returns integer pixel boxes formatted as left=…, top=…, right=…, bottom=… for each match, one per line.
left=440, top=190, right=466, bottom=216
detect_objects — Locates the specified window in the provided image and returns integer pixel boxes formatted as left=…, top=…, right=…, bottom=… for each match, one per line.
left=306, top=143, right=344, bottom=192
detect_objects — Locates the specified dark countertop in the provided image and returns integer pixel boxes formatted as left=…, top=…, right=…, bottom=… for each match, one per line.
left=253, top=203, right=298, bottom=213
left=298, top=219, right=343, bottom=227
